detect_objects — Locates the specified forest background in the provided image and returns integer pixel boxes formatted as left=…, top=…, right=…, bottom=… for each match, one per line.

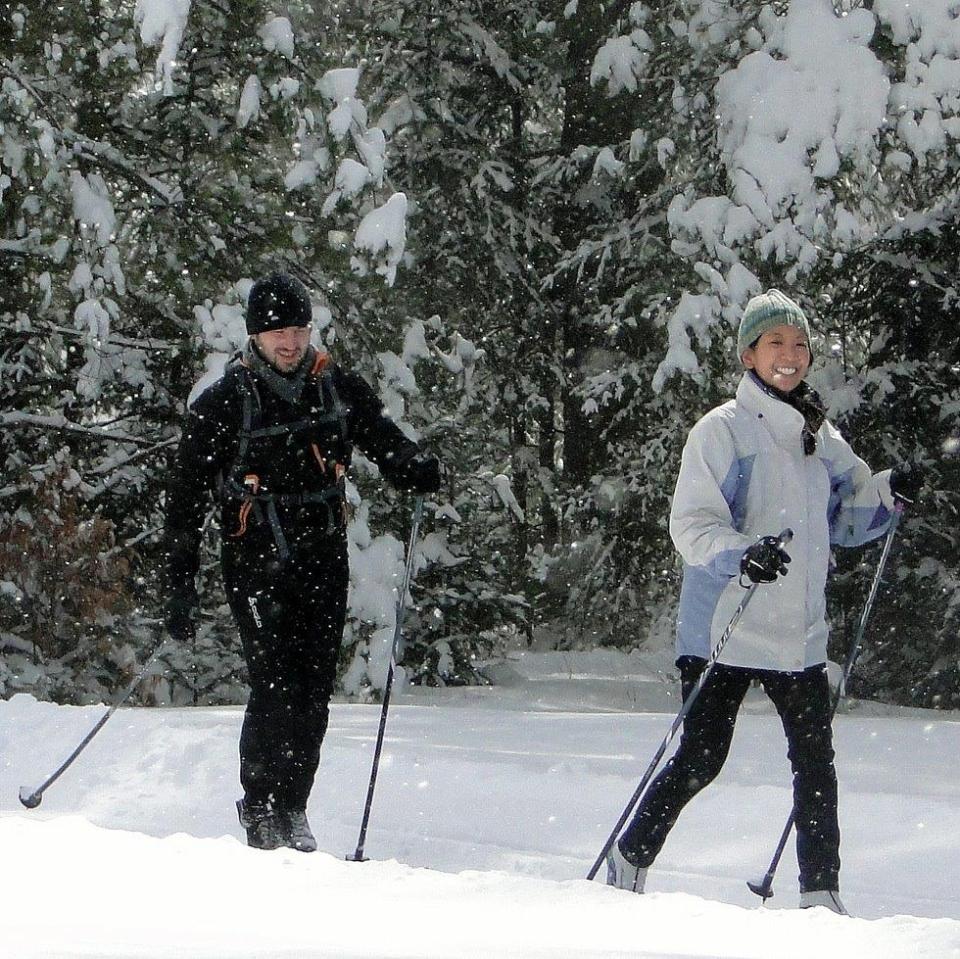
left=2, top=0, right=958, bottom=710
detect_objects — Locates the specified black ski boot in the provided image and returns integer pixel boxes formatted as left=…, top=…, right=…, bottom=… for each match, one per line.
left=281, top=808, right=317, bottom=853
left=236, top=798, right=284, bottom=850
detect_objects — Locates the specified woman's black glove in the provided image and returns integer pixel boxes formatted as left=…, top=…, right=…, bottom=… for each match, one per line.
left=889, top=463, right=924, bottom=504
left=740, top=536, right=791, bottom=584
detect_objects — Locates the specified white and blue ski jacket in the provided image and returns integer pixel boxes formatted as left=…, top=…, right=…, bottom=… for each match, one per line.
left=670, top=372, right=895, bottom=672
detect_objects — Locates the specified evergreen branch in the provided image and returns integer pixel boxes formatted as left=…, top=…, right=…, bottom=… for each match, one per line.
left=194, top=0, right=231, bottom=16
left=62, top=131, right=183, bottom=206
left=0, top=413, right=157, bottom=447
left=88, top=437, right=179, bottom=477
left=0, top=59, right=61, bottom=121
left=0, top=483, right=31, bottom=501
left=30, top=322, right=182, bottom=352
left=0, top=238, right=38, bottom=256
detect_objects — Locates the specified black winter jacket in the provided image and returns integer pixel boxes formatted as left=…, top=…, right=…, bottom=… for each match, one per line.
left=163, top=349, right=424, bottom=597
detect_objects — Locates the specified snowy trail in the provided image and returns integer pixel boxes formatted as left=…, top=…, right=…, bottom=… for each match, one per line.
left=4, top=817, right=956, bottom=959
left=2, top=656, right=960, bottom=957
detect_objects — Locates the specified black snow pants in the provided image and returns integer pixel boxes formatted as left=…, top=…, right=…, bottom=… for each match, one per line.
left=223, top=533, right=348, bottom=812
left=619, top=656, right=840, bottom=893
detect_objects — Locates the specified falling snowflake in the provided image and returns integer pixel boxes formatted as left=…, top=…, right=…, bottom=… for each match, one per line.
left=832, top=0, right=863, bottom=16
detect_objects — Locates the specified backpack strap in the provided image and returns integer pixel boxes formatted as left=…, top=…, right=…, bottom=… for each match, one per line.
left=220, top=360, right=262, bottom=496
left=311, top=351, right=349, bottom=445
left=324, top=370, right=349, bottom=444
left=235, top=357, right=262, bottom=461
left=222, top=351, right=349, bottom=555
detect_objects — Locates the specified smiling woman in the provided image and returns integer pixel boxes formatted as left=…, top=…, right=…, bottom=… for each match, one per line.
left=605, top=288, right=915, bottom=916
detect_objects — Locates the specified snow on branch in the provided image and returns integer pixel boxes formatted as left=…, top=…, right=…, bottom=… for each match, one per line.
left=709, top=0, right=887, bottom=263
left=352, top=192, right=408, bottom=286
left=591, top=30, right=653, bottom=96
left=69, top=172, right=116, bottom=246
left=0, top=413, right=157, bottom=448
left=236, top=74, right=262, bottom=129
left=489, top=474, right=525, bottom=522
left=134, top=0, right=192, bottom=95
left=63, top=131, right=183, bottom=205
left=259, top=16, right=295, bottom=59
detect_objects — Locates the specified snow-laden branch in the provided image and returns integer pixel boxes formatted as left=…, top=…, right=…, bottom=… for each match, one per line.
left=88, top=437, right=178, bottom=476
left=61, top=131, right=183, bottom=206
left=0, top=59, right=58, bottom=118
left=135, top=0, right=192, bottom=95
left=0, top=239, right=37, bottom=255
left=32, top=321, right=181, bottom=353
left=489, top=474, right=526, bottom=522
left=0, top=413, right=157, bottom=448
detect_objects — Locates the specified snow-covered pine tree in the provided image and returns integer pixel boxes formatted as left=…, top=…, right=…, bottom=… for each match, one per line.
left=348, top=0, right=566, bottom=669
left=0, top=0, right=423, bottom=703
left=567, top=0, right=960, bottom=697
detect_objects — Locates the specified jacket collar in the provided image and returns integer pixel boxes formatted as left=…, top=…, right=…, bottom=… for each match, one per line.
left=736, top=372, right=808, bottom=450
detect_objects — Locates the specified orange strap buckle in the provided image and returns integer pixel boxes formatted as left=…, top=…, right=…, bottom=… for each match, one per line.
left=230, top=474, right=260, bottom=538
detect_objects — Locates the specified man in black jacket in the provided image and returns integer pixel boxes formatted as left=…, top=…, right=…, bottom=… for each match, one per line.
left=163, top=271, right=440, bottom=852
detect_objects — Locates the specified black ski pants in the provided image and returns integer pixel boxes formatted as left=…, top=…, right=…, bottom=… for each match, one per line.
left=223, top=536, right=348, bottom=812
left=619, top=656, right=840, bottom=893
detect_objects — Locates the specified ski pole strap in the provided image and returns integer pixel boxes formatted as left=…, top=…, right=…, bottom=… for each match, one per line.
left=263, top=498, right=290, bottom=562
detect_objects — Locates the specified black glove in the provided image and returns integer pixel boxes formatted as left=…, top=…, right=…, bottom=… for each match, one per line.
left=406, top=455, right=442, bottom=494
left=165, top=590, right=199, bottom=643
left=740, top=536, right=791, bottom=585
left=889, top=463, right=924, bottom=504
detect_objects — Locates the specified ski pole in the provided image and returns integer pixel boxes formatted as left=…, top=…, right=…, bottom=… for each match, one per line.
left=19, top=629, right=169, bottom=808
left=587, top=528, right=793, bottom=881
left=347, top=495, right=425, bottom=863
left=747, top=501, right=905, bottom=902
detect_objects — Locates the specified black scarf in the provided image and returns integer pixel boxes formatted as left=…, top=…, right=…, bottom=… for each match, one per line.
left=749, top=372, right=825, bottom=455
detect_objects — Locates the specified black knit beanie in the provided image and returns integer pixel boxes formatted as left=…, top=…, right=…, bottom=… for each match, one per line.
left=246, top=272, right=312, bottom=335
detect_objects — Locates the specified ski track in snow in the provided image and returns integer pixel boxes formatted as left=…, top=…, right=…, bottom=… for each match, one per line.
left=2, top=654, right=959, bottom=958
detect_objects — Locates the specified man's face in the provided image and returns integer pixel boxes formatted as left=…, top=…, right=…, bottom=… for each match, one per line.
left=741, top=323, right=810, bottom=393
left=254, top=325, right=311, bottom=373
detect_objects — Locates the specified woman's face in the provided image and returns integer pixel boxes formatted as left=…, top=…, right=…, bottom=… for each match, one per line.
left=741, top=324, right=811, bottom=393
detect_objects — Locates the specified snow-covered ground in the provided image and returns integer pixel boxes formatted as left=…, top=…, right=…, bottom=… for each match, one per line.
left=2, top=649, right=959, bottom=958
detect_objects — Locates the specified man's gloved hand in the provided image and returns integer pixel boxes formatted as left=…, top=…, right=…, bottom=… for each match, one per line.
left=165, top=590, right=199, bottom=643
left=740, top=536, right=792, bottom=585
left=407, top=455, right=442, bottom=494
left=889, top=463, right=925, bottom=504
